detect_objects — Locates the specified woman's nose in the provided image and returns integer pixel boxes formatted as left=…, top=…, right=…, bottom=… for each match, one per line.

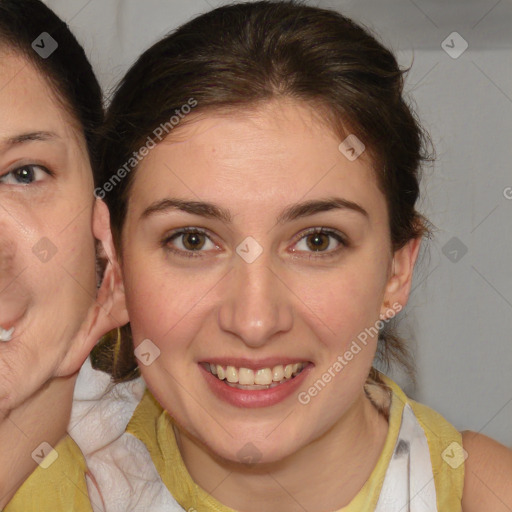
left=217, top=256, right=293, bottom=348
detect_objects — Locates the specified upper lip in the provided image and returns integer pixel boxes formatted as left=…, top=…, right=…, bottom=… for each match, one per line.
left=0, top=321, right=16, bottom=331
left=0, top=310, right=27, bottom=333
left=200, top=358, right=311, bottom=370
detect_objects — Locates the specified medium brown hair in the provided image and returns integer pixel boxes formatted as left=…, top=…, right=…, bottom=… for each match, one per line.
left=92, top=0, right=433, bottom=383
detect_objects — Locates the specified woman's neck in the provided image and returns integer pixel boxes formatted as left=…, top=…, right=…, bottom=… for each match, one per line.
left=0, top=376, right=75, bottom=508
left=176, top=390, right=388, bottom=512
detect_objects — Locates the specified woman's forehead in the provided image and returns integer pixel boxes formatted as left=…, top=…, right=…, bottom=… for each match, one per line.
left=127, top=103, right=385, bottom=223
left=137, top=101, right=366, bottom=174
left=0, top=52, right=89, bottom=159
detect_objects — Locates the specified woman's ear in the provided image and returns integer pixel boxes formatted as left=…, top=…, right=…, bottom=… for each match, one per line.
left=56, top=199, right=129, bottom=377
left=91, top=198, right=129, bottom=330
left=381, top=236, right=422, bottom=318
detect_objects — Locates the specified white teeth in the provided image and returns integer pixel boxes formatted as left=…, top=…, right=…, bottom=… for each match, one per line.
left=225, top=366, right=238, bottom=383
left=272, top=365, right=284, bottom=382
left=208, top=362, right=306, bottom=387
left=238, top=368, right=255, bottom=385
left=254, top=368, right=273, bottom=385
left=0, top=326, right=14, bottom=342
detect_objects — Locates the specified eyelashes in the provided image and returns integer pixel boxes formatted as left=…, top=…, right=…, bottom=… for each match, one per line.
left=0, top=164, right=53, bottom=186
left=161, top=226, right=348, bottom=260
left=291, top=228, right=347, bottom=257
left=162, top=227, right=218, bottom=258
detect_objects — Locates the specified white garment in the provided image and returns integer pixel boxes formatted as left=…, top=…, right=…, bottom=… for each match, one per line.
left=375, top=403, right=438, bottom=511
left=70, top=358, right=182, bottom=511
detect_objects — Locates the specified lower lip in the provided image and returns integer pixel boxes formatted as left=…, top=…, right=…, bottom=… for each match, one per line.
left=200, top=364, right=312, bottom=408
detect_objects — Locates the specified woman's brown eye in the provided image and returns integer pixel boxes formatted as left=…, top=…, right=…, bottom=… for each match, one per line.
left=182, top=232, right=206, bottom=250
left=306, top=233, right=330, bottom=251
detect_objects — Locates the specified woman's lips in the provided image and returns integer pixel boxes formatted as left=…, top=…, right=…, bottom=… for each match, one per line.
left=200, top=361, right=313, bottom=408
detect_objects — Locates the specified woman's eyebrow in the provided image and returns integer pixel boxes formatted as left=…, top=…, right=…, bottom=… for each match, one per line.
left=141, top=198, right=232, bottom=222
left=277, top=198, right=369, bottom=223
left=141, top=197, right=368, bottom=223
left=1, top=131, right=60, bottom=148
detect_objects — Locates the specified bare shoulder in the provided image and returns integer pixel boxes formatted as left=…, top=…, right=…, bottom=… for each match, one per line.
left=461, top=430, right=512, bottom=512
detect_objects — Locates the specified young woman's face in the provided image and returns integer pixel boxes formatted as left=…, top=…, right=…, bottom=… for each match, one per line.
left=0, top=52, right=98, bottom=409
left=121, top=99, right=415, bottom=463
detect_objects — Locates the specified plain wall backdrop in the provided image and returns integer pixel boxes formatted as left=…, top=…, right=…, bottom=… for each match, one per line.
left=42, top=0, right=512, bottom=446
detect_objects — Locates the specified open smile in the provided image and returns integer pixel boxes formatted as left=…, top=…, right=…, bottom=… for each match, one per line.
left=200, top=360, right=313, bottom=408
left=203, top=362, right=307, bottom=389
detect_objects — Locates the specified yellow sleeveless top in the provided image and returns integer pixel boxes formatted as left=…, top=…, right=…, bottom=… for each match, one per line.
left=2, top=435, right=92, bottom=512
left=126, top=373, right=465, bottom=511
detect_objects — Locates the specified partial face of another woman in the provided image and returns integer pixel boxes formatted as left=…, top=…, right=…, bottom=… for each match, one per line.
left=121, top=99, right=417, bottom=463
left=0, top=51, right=99, bottom=409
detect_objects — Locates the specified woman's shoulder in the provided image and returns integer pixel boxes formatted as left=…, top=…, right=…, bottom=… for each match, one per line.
left=380, top=373, right=512, bottom=511
left=460, top=430, right=512, bottom=512
left=3, top=435, right=92, bottom=512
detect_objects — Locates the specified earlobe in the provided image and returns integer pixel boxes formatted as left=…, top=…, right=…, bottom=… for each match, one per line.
left=56, top=199, right=129, bottom=377
left=381, top=236, right=422, bottom=317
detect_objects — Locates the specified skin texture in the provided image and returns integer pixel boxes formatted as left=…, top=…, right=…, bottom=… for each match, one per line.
left=0, top=51, right=126, bottom=506
left=120, top=99, right=421, bottom=510
left=461, top=430, right=512, bottom=511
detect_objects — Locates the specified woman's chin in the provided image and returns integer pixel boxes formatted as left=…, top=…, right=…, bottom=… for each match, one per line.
left=195, top=429, right=305, bottom=467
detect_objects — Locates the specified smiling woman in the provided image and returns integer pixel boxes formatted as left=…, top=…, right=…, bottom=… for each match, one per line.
left=0, top=0, right=126, bottom=509
left=89, top=1, right=512, bottom=511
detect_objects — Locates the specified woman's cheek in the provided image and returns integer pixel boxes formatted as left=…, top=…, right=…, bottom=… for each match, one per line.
left=125, top=272, right=176, bottom=342
left=294, top=272, right=366, bottom=326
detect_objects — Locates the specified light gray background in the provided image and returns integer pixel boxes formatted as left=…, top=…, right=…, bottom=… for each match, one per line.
left=43, top=0, right=512, bottom=446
